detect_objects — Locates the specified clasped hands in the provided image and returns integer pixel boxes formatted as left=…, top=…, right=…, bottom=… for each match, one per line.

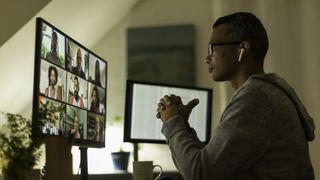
left=156, top=94, right=199, bottom=123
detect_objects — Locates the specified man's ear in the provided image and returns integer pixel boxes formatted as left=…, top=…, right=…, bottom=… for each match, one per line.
left=237, top=41, right=251, bottom=62
left=238, top=47, right=245, bottom=62
left=239, top=41, right=251, bottom=51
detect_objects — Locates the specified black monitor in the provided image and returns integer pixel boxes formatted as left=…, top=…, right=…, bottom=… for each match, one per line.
left=32, top=18, right=107, bottom=148
left=124, top=80, right=212, bottom=144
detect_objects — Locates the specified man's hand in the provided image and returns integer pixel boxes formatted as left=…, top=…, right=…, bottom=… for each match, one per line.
left=156, top=94, right=199, bottom=123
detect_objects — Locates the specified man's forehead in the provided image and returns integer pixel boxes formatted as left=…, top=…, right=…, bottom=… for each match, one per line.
left=211, top=24, right=233, bottom=42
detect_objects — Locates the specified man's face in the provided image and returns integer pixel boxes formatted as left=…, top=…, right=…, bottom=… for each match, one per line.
left=76, top=50, right=82, bottom=69
left=74, top=79, right=79, bottom=91
left=49, top=69, right=56, bottom=86
left=51, top=35, right=57, bottom=52
left=205, top=24, right=240, bottom=81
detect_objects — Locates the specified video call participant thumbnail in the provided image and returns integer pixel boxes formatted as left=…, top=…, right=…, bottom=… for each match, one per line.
left=40, top=97, right=65, bottom=136
left=66, top=106, right=87, bottom=140
left=72, top=49, right=86, bottom=79
left=89, top=86, right=100, bottom=114
left=70, top=113, right=81, bottom=139
left=45, top=65, right=62, bottom=100
left=68, top=76, right=85, bottom=108
left=87, top=113, right=104, bottom=142
left=88, top=84, right=106, bottom=115
left=40, top=60, right=66, bottom=102
left=66, top=39, right=88, bottom=79
left=89, top=59, right=102, bottom=87
left=89, top=54, right=106, bottom=88
left=41, top=24, right=65, bottom=67
left=45, top=31, right=59, bottom=64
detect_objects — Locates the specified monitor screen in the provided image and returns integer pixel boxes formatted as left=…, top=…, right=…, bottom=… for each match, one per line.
left=124, top=80, right=212, bottom=144
left=32, top=18, right=107, bottom=147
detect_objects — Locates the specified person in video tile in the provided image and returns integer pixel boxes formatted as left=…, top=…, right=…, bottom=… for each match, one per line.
left=70, top=113, right=81, bottom=139
left=90, top=60, right=101, bottom=87
left=42, top=108, right=59, bottom=135
left=66, top=44, right=72, bottom=71
left=46, top=31, right=60, bottom=66
left=95, top=116, right=102, bottom=142
left=69, top=77, right=85, bottom=108
left=90, top=86, right=100, bottom=113
left=72, top=49, right=86, bottom=79
left=45, top=65, right=62, bottom=100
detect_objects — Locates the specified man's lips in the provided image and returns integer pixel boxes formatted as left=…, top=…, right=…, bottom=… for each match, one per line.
left=208, top=67, right=214, bottom=73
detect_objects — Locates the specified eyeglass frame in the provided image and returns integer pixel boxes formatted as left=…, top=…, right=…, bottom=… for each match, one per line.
left=208, top=41, right=243, bottom=57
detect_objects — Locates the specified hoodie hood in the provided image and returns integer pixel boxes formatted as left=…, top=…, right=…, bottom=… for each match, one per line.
left=249, top=73, right=315, bottom=141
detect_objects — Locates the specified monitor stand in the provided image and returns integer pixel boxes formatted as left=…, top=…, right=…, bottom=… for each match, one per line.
left=133, top=143, right=139, bottom=161
left=45, top=136, right=73, bottom=180
left=79, top=147, right=88, bottom=180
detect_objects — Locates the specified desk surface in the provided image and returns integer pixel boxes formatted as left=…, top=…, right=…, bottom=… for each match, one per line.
left=74, top=171, right=184, bottom=180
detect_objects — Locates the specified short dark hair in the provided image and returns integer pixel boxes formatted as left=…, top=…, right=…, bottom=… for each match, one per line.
left=213, top=12, right=269, bottom=63
left=48, top=65, right=58, bottom=86
left=95, top=60, right=101, bottom=84
left=52, top=31, right=58, bottom=39
left=90, top=86, right=100, bottom=111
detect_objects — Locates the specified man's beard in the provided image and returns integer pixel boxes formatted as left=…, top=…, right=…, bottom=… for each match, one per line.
left=74, top=91, right=79, bottom=101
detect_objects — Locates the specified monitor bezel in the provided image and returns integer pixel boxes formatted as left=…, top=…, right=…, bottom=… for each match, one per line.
left=32, top=17, right=108, bottom=148
left=124, top=80, right=213, bottom=144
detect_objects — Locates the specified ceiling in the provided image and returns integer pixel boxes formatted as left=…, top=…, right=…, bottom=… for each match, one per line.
left=0, top=0, right=51, bottom=47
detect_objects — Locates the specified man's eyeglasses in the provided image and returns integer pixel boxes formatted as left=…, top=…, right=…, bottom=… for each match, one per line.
left=208, top=41, right=242, bottom=57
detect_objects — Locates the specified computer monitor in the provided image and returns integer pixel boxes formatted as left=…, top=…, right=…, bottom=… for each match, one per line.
left=32, top=18, right=107, bottom=148
left=124, top=80, right=212, bottom=144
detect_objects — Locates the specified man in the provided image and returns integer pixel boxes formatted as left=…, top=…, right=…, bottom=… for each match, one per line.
left=70, top=113, right=81, bottom=139
left=72, top=48, right=86, bottom=79
left=69, top=77, right=85, bottom=108
left=46, top=31, right=61, bottom=66
left=156, top=12, right=315, bottom=180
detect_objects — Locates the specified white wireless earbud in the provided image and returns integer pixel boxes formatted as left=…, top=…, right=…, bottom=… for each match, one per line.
left=238, top=48, right=245, bottom=62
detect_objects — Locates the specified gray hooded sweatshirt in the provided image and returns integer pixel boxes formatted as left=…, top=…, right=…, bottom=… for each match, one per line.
left=161, top=73, right=315, bottom=180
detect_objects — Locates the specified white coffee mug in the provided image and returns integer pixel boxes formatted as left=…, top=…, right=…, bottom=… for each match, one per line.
left=132, top=161, right=163, bottom=180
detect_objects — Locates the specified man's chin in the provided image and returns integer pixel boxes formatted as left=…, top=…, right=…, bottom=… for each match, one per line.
left=212, top=74, right=228, bottom=82
left=212, top=74, right=221, bottom=81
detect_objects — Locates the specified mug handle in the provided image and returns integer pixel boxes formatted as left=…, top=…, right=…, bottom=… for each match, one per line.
left=153, top=165, right=163, bottom=180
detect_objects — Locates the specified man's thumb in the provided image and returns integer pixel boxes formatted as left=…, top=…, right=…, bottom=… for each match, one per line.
left=186, top=99, right=199, bottom=109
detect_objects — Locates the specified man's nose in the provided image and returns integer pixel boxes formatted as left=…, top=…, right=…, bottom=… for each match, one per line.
left=204, top=55, right=211, bottom=64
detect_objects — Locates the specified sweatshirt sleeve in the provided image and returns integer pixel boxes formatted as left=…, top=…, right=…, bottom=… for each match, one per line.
left=161, top=86, right=273, bottom=180
left=162, top=115, right=205, bottom=173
